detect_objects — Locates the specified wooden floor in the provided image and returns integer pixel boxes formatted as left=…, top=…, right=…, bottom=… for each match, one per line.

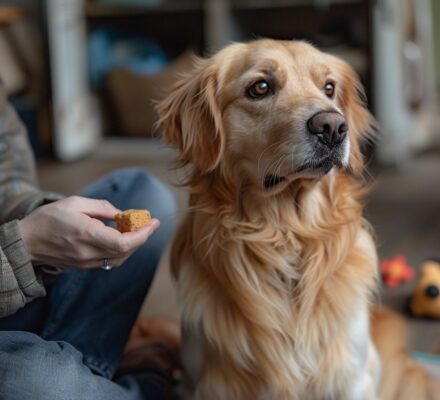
left=37, top=139, right=440, bottom=353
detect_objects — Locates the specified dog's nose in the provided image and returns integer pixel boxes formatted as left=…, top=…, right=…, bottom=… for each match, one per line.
left=307, top=112, right=348, bottom=147
left=425, top=285, right=439, bottom=298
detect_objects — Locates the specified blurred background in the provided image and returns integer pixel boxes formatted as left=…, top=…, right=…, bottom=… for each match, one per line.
left=0, top=0, right=439, bottom=365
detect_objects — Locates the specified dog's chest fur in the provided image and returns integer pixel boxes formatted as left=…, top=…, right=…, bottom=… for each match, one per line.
left=174, top=179, right=379, bottom=399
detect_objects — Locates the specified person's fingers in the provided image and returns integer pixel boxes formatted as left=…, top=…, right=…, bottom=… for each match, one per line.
left=118, top=339, right=180, bottom=377
left=66, top=196, right=121, bottom=220
left=99, top=255, right=127, bottom=269
left=131, top=316, right=181, bottom=350
left=35, top=255, right=101, bottom=270
left=88, top=219, right=160, bottom=255
left=117, top=219, right=161, bottom=251
left=78, top=257, right=123, bottom=270
left=39, top=253, right=123, bottom=270
left=88, top=218, right=106, bottom=228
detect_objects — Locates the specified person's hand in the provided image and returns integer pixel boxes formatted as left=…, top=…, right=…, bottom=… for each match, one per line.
left=118, top=316, right=181, bottom=378
left=124, top=316, right=181, bottom=354
left=18, top=196, right=160, bottom=270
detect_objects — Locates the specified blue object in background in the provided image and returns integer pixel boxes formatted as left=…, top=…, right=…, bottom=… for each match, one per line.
left=11, top=97, right=48, bottom=159
left=88, top=29, right=168, bottom=87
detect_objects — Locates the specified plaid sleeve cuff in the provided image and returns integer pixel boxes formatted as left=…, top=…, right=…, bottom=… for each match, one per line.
left=22, top=191, right=64, bottom=215
left=4, top=190, right=64, bottom=221
left=0, top=220, right=46, bottom=317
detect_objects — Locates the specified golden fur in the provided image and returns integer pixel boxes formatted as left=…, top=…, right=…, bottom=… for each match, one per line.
left=158, top=39, right=440, bottom=400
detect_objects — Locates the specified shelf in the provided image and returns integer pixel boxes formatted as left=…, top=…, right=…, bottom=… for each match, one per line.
left=233, top=0, right=363, bottom=10
left=0, top=5, right=26, bottom=25
left=85, top=1, right=203, bottom=18
left=85, top=0, right=363, bottom=19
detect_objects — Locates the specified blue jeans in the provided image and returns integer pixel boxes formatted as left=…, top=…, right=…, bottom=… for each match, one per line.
left=0, top=168, right=177, bottom=400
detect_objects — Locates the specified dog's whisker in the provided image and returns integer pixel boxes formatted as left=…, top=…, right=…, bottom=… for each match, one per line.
left=262, top=150, right=289, bottom=182
left=261, top=154, right=286, bottom=189
left=257, top=139, right=292, bottom=185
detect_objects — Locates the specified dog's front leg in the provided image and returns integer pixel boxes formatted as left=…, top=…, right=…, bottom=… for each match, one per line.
left=176, top=326, right=204, bottom=400
left=345, top=338, right=381, bottom=400
left=180, top=336, right=263, bottom=400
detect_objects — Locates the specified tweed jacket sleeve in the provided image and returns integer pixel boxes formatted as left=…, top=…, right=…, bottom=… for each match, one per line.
left=0, top=88, right=63, bottom=317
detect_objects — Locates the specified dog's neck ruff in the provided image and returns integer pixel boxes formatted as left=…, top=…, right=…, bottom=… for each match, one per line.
left=174, top=171, right=377, bottom=398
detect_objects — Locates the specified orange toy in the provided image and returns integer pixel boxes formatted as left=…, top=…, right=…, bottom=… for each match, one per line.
left=380, top=255, right=415, bottom=288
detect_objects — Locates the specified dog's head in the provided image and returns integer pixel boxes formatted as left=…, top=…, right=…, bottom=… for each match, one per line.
left=158, top=39, right=374, bottom=195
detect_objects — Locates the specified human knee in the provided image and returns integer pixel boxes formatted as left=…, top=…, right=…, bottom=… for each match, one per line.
left=0, top=332, right=86, bottom=400
left=113, top=168, right=177, bottom=259
left=124, top=168, right=176, bottom=210
left=119, top=168, right=177, bottom=234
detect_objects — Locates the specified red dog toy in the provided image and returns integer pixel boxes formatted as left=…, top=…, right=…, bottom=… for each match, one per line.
left=380, top=255, right=415, bottom=288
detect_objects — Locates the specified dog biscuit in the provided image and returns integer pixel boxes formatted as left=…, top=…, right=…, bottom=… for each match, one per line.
left=115, top=209, right=151, bottom=232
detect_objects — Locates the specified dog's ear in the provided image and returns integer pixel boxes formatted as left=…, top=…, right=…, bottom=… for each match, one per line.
left=333, top=58, right=376, bottom=175
left=157, top=57, right=225, bottom=173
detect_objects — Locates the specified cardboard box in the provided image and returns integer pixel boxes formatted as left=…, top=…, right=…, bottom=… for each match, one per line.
left=107, top=50, right=194, bottom=136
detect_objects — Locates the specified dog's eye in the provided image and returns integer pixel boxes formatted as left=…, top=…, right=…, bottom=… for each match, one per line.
left=247, top=80, right=271, bottom=99
left=324, top=82, right=335, bottom=98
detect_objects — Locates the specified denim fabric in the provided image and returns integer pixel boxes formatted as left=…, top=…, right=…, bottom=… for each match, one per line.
left=0, top=168, right=177, bottom=400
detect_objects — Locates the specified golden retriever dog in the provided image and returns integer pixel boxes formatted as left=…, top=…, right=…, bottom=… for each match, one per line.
left=157, top=39, right=440, bottom=400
